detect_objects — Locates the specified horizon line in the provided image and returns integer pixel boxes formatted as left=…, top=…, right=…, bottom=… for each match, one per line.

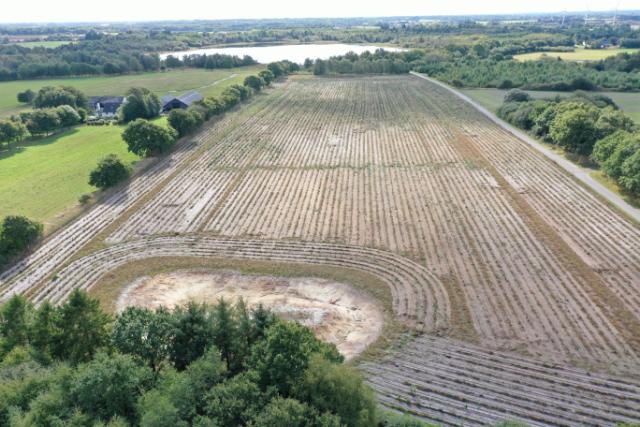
left=1, top=9, right=639, bottom=26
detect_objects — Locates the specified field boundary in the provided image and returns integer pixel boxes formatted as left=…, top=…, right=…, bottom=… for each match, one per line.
left=410, top=71, right=640, bottom=224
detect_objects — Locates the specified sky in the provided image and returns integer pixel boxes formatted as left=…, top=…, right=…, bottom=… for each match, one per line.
left=1, top=0, right=637, bottom=23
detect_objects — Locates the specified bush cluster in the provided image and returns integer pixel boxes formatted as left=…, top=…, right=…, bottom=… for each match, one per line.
left=1, top=85, right=89, bottom=148
left=89, top=154, right=131, bottom=190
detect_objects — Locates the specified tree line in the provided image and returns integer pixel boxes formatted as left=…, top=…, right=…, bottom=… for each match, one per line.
left=164, top=53, right=257, bottom=69
left=0, top=291, right=426, bottom=426
left=309, top=49, right=422, bottom=76
left=498, top=90, right=640, bottom=196
left=0, top=86, right=89, bottom=149
left=414, top=56, right=640, bottom=91
left=0, top=32, right=258, bottom=81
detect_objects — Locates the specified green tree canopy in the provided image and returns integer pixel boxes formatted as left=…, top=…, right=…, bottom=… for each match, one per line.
left=258, top=69, right=274, bottom=85
left=122, top=119, right=177, bottom=157
left=89, top=154, right=131, bottom=190
left=70, top=352, right=152, bottom=423
left=549, top=107, right=599, bottom=155
left=0, top=216, right=43, bottom=264
left=23, top=109, right=61, bottom=135
left=0, top=120, right=28, bottom=147
left=168, top=109, right=201, bottom=137
left=619, top=147, right=640, bottom=194
left=119, top=87, right=161, bottom=123
left=16, top=89, right=36, bottom=104
left=54, top=105, right=82, bottom=127
left=243, top=75, right=265, bottom=92
left=52, top=289, right=110, bottom=364
left=33, top=85, right=88, bottom=110
left=112, top=306, right=173, bottom=372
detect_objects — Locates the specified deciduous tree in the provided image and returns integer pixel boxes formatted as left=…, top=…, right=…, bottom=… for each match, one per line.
left=89, top=154, right=131, bottom=190
left=122, top=119, right=176, bottom=157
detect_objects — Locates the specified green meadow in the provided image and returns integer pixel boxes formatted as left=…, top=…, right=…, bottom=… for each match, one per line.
left=0, top=124, right=141, bottom=229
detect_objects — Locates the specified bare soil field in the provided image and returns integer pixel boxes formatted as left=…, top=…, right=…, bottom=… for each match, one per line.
left=116, top=270, right=384, bottom=360
left=1, top=75, right=640, bottom=425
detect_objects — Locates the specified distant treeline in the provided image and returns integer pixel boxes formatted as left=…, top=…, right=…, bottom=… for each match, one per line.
left=415, top=57, right=640, bottom=91
left=164, top=53, right=257, bottom=69
left=0, top=32, right=258, bottom=81
left=307, top=49, right=640, bottom=92
left=310, top=50, right=415, bottom=75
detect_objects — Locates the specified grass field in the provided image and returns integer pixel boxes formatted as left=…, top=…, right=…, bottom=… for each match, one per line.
left=0, top=66, right=263, bottom=118
left=461, top=87, right=640, bottom=123
left=0, top=123, right=142, bottom=230
left=514, top=47, right=639, bottom=61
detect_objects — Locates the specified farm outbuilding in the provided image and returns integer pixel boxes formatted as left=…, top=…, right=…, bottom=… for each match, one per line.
left=89, top=96, right=126, bottom=117
left=161, top=91, right=203, bottom=113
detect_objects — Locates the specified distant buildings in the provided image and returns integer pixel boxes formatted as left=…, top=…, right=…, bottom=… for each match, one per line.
left=89, top=96, right=126, bottom=117
left=161, top=91, right=203, bottom=113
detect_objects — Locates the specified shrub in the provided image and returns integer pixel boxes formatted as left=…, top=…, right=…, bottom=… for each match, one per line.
left=258, top=69, right=275, bottom=85
left=89, top=154, right=131, bottom=190
left=504, top=89, right=530, bottom=103
left=168, top=109, right=199, bottom=137
left=244, top=75, right=264, bottom=92
left=17, top=89, right=36, bottom=104
left=0, top=216, right=43, bottom=264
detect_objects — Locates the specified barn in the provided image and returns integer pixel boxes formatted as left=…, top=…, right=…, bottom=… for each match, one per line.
left=161, top=91, right=203, bottom=113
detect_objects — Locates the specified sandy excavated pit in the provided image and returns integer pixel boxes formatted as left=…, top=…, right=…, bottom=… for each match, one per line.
left=116, top=270, right=384, bottom=360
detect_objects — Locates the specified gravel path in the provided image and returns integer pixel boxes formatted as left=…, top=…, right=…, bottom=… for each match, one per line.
left=410, top=71, right=640, bottom=224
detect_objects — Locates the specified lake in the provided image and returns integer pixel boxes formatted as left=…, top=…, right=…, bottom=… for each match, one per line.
left=160, top=43, right=404, bottom=64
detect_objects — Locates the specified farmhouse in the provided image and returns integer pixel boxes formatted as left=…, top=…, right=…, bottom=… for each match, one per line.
left=89, top=96, right=126, bottom=117
left=161, top=91, right=203, bottom=113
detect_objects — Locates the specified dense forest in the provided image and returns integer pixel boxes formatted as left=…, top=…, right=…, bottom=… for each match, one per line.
left=0, top=291, right=426, bottom=426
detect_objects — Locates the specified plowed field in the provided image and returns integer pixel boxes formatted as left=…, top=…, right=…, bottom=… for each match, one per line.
left=2, top=75, right=639, bottom=426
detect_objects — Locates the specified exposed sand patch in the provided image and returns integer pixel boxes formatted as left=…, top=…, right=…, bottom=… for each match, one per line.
left=116, top=270, right=384, bottom=360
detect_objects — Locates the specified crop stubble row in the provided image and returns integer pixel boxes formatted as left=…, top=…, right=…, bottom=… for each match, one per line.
left=2, top=75, right=640, bottom=425
left=105, top=76, right=639, bottom=369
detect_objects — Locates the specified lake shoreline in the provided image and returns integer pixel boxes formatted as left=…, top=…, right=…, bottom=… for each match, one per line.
left=160, top=42, right=405, bottom=64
